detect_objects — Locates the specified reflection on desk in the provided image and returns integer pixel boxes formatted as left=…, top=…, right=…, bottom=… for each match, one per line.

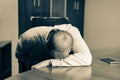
left=5, top=67, right=91, bottom=80
left=37, top=67, right=91, bottom=80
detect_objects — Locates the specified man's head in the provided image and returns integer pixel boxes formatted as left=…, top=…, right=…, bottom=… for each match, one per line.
left=47, top=29, right=73, bottom=59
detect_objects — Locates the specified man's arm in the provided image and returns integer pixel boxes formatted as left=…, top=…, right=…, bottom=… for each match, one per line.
left=32, top=51, right=92, bottom=68
left=51, top=26, right=92, bottom=66
left=32, top=26, right=92, bottom=68
left=51, top=52, right=92, bottom=66
left=31, top=60, right=52, bottom=69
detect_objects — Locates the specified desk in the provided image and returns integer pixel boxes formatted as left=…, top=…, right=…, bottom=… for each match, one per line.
left=5, top=50, right=120, bottom=80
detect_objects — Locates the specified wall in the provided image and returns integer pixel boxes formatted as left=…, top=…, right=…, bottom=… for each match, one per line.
left=0, top=0, right=18, bottom=75
left=84, top=0, right=120, bottom=51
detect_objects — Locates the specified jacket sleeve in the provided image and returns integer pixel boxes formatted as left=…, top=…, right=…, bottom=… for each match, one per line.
left=50, top=26, right=92, bottom=66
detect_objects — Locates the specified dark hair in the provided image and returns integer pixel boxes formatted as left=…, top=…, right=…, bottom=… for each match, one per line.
left=47, top=29, right=61, bottom=51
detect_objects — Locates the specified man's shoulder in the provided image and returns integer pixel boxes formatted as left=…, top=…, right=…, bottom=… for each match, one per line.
left=53, top=24, right=79, bottom=31
left=66, top=24, right=80, bottom=33
left=26, top=26, right=52, bottom=32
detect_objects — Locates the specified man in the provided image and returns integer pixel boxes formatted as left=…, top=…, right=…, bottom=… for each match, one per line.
left=16, top=24, right=92, bottom=69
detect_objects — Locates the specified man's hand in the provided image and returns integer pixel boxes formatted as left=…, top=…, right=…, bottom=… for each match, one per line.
left=31, top=60, right=52, bottom=69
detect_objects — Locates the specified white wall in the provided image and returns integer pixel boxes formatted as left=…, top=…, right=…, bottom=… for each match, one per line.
left=0, top=0, right=18, bottom=75
left=84, top=0, right=120, bottom=51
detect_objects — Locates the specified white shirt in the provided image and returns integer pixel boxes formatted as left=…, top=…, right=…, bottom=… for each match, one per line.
left=16, top=24, right=92, bottom=66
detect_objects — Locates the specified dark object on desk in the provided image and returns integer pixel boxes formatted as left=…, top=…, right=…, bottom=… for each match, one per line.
left=0, top=41, right=11, bottom=80
left=100, top=57, right=119, bottom=64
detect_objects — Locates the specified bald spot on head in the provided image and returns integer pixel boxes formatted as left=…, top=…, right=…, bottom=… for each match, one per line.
left=53, top=31, right=73, bottom=51
left=47, top=29, right=73, bottom=59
